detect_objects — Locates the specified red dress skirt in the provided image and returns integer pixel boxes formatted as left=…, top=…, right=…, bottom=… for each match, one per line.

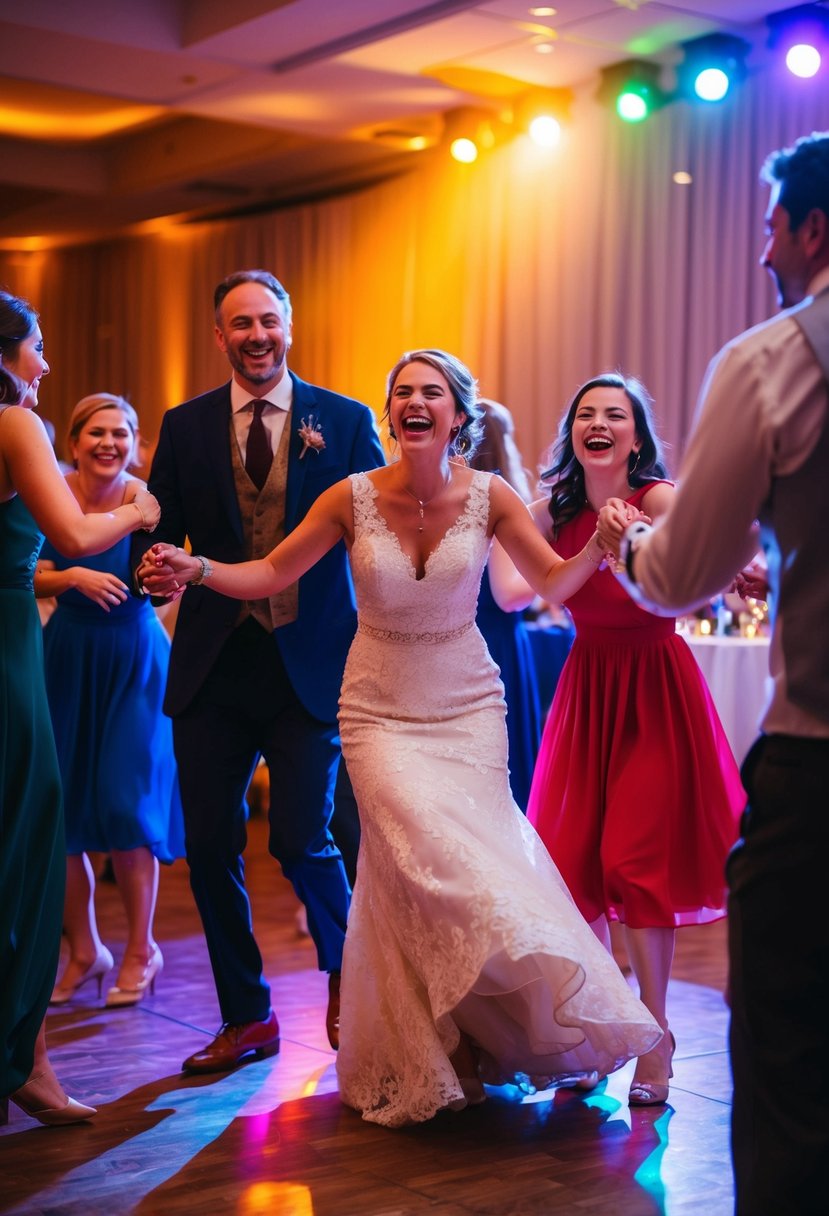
left=527, top=487, right=744, bottom=928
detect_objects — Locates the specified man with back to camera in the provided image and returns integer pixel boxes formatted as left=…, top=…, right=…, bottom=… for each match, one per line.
left=598, top=131, right=829, bottom=1215
left=135, top=269, right=384, bottom=1072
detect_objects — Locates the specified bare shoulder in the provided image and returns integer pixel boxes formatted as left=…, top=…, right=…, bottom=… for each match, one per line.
left=486, top=470, right=520, bottom=507
left=486, top=473, right=532, bottom=535
left=0, top=405, right=44, bottom=436
left=0, top=406, right=53, bottom=457
left=640, top=480, right=675, bottom=519
left=317, top=475, right=358, bottom=517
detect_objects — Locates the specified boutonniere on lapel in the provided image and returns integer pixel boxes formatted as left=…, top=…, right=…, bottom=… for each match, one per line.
left=297, top=414, right=326, bottom=458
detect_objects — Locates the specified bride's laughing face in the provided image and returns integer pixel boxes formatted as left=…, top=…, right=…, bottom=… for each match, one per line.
left=390, top=360, right=464, bottom=453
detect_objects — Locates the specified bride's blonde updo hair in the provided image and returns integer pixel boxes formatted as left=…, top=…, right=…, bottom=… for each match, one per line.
left=383, top=348, right=484, bottom=459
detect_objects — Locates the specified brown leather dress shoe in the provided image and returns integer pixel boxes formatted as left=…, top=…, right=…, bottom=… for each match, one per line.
left=326, top=972, right=340, bottom=1051
left=182, top=1011, right=280, bottom=1074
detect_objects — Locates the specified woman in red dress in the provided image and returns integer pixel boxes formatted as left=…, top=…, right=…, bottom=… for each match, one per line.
left=490, top=373, right=744, bottom=1106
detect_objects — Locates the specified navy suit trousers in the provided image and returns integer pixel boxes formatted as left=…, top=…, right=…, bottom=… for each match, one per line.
left=173, top=617, right=350, bottom=1025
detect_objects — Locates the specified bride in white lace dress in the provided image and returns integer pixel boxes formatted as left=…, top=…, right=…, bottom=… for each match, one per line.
left=151, top=349, right=661, bottom=1127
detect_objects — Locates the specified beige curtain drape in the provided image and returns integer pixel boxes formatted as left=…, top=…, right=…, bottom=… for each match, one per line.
left=1, top=69, right=825, bottom=477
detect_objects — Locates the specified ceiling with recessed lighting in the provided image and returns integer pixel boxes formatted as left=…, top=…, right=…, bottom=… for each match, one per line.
left=0, top=0, right=816, bottom=242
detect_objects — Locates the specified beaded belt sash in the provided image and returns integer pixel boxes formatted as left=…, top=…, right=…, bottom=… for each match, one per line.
left=358, top=619, right=475, bottom=644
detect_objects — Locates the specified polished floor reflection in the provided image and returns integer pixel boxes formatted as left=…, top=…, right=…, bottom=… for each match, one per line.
left=0, top=819, right=734, bottom=1215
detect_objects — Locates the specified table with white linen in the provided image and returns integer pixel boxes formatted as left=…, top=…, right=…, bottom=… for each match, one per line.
left=684, top=633, right=771, bottom=766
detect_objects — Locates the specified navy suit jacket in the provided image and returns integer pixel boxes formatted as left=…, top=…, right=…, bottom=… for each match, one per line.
left=134, top=373, right=385, bottom=721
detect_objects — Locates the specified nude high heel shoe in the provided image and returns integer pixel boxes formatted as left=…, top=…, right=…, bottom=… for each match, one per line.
left=629, top=1030, right=676, bottom=1107
left=50, top=947, right=114, bottom=1005
left=8, top=1074, right=96, bottom=1125
left=105, top=944, right=163, bottom=1007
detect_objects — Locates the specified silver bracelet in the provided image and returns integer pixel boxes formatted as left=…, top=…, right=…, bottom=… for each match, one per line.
left=190, top=555, right=214, bottom=586
left=585, top=542, right=603, bottom=566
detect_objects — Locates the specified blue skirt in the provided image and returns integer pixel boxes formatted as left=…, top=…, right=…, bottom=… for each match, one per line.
left=43, top=597, right=184, bottom=862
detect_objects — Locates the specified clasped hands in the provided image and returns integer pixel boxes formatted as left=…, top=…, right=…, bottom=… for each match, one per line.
left=137, top=544, right=200, bottom=600
left=728, top=556, right=768, bottom=603
left=595, top=498, right=651, bottom=564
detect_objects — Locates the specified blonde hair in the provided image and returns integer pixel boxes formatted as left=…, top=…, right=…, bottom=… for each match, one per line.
left=471, top=398, right=533, bottom=504
left=67, top=393, right=139, bottom=466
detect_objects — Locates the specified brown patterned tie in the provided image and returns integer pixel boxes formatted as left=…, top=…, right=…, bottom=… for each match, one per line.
left=245, top=400, right=273, bottom=490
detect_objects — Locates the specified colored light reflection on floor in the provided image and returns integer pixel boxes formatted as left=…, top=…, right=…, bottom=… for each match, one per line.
left=633, top=1107, right=673, bottom=1207
left=240, top=1181, right=313, bottom=1215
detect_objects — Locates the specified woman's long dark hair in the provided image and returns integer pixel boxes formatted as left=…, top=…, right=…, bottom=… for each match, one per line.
left=0, top=289, right=38, bottom=405
left=541, top=373, right=668, bottom=539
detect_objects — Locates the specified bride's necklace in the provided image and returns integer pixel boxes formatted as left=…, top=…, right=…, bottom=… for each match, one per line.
left=400, top=471, right=452, bottom=532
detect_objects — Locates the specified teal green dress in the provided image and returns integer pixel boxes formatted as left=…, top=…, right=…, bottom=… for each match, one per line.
left=0, top=489, right=65, bottom=1097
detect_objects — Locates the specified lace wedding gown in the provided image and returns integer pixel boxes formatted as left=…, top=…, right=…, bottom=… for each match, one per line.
left=336, top=470, right=660, bottom=1126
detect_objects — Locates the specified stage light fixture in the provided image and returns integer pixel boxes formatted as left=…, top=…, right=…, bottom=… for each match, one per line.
left=450, top=137, right=477, bottom=163
left=768, top=4, right=829, bottom=79
left=444, top=107, right=501, bottom=164
left=679, top=33, right=750, bottom=102
left=529, top=115, right=561, bottom=146
left=598, top=61, right=665, bottom=123
left=515, top=87, right=572, bottom=146
left=787, top=42, right=821, bottom=76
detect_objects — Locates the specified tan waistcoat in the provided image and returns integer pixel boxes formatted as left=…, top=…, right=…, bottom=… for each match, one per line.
left=230, top=410, right=298, bottom=631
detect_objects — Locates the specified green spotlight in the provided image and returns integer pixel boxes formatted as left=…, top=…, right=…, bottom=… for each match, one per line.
left=616, top=86, right=650, bottom=122
left=600, top=60, right=665, bottom=124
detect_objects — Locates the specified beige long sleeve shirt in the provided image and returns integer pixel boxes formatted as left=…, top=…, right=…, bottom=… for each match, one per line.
left=628, top=266, right=829, bottom=739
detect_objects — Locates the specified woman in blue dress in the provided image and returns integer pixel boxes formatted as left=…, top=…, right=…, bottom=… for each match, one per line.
left=471, top=399, right=542, bottom=810
left=37, top=394, right=184, bottom=1008
left=1, top=292, right=159, bottom=1126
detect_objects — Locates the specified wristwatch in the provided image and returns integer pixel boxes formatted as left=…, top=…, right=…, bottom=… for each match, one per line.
left=621, top=520, right=652, bottom=584
left=190, top=555, right=214, bottom=586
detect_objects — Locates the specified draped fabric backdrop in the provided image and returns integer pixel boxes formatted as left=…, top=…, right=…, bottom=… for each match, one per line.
left=0, top=70, right=825, bottom=480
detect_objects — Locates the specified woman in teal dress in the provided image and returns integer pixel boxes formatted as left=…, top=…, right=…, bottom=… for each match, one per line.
left=37, top=394, right=183, bottom=1009
left=0, top=291, right=159, bottom=1126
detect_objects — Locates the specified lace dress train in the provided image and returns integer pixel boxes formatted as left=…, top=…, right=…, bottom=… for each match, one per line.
left=336, top=471, right=660, bottom=1127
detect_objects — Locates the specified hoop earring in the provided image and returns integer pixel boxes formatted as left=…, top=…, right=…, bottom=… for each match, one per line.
left=629, top=449, right=641, bottom=476
left=450, top=426, right=460, bottom=439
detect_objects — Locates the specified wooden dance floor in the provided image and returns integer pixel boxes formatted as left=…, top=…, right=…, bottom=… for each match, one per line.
left=1, top=818, right=734, bottom=1215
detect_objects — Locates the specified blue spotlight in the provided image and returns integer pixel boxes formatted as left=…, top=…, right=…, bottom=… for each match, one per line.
left=679, top=33, right=751, bottom=103
left=768, top=4, right=829, bottom=79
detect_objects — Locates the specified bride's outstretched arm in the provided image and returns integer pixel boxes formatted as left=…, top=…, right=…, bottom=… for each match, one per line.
left=488, top=497, right=560, bottom=612
left=489, top=477, right=610, bottom=606
left=146, top=478, right=352, bottom=599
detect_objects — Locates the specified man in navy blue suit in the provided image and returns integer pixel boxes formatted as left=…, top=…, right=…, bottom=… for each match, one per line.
left=135, top=270, right=384, bottom=1072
